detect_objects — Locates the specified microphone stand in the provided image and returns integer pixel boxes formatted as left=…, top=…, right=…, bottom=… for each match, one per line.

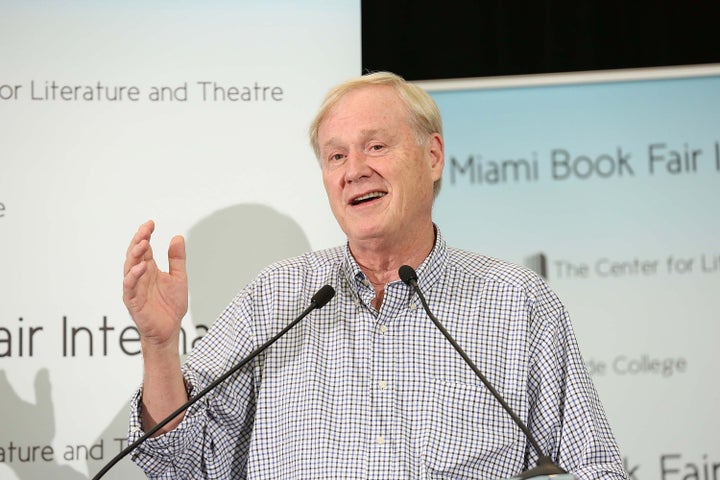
left=398, top=265, right=567, bottom=479
left=92, top=285, right=335, bottom=480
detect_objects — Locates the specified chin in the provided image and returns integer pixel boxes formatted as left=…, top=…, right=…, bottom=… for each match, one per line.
left=345, top=225, right=392, bottom=244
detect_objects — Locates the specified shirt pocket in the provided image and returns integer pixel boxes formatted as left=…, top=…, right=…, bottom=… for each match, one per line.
left=423, top=377, right=525, bottom=477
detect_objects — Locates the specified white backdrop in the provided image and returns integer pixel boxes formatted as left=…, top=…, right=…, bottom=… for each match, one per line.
left=423, top=66, right=720, bottom=480
left=0, top=2, right=359, bottom=479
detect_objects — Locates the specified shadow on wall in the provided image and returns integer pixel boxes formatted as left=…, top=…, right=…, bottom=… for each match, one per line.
left=0, top=204, right=313, bottom=480
left=185, top=203, right=313, bottom=327
left=0, top=369, right=86, bottom=480
left=85, top=203, right=313, bottom=479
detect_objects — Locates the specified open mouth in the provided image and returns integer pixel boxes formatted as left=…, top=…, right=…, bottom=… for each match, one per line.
left=350, top=191, right=387, bottom=206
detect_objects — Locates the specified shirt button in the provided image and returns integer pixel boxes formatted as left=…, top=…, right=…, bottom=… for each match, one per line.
left=379, top=380, right=387, bottom=390
left=409, top=303, right=417, bottom=310
left=379, top=325, right=388, bottom=334
left=376, top=435, right=385, bottom=445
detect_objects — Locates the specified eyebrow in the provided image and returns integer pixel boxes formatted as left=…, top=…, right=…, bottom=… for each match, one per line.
left=320, top=129, right=391, bottom=152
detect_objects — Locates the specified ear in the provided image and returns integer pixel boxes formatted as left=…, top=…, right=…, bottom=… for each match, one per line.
left=426, top=132, right=444, bottom=181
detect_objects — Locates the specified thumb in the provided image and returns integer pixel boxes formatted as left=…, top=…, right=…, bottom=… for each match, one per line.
left=168, top=235, right=187, bottom=279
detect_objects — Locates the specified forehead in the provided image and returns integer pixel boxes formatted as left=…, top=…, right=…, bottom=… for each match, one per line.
left=318, top=85, right=411, bottom=137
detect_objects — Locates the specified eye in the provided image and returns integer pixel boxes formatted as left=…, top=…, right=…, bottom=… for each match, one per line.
left=368, top=143, right=385, bottom=153
left=327, top=152, right=346, bottom=163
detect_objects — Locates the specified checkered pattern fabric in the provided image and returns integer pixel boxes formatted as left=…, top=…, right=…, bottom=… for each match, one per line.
left=129, top=229, right=627, bottom=480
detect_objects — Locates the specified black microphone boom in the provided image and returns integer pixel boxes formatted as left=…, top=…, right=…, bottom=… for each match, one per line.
left=92, top=284, right=336, bottom=480
left=398, top=265, right=566, bottom=479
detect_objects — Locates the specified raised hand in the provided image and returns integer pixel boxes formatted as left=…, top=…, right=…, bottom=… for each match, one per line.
left=123, top=220, right=188, bottom=348
left=123, top=220, right=190, bottom=432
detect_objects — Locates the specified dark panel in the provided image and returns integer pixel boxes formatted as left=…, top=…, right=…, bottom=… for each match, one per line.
left=362, top=1, right=720, bottom=80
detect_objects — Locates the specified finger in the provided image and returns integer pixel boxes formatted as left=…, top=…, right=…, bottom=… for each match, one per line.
left=125, top=220, right=155, bottom=258
left=167, top=235, right=187, bottom=280
left=124, top=220, right=155, bottom=275
left=124, top=239, right=152, bottom=276
left=123, top=265, right=151, bottom=315
left=123, top=259, right=148, bottom=290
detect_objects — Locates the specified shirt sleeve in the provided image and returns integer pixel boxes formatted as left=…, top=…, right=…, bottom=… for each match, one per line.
left=127, top=288, right=259, bottom=480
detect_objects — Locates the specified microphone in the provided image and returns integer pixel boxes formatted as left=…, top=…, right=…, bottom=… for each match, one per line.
left=93, top=284, right=336, bottom=480
left=398, top=265, right=567, bottom=479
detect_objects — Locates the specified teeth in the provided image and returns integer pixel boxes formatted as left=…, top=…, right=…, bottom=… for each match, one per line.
left=352, top=192, right=386, bottom=204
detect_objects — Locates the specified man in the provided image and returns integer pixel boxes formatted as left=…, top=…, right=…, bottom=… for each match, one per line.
left=123, top=72, right=628, bottom=479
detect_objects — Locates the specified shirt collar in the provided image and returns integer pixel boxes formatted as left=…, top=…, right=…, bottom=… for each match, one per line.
left=415, top=225, right=448, bottom=293
left=341, top=224, right=448, bottom=297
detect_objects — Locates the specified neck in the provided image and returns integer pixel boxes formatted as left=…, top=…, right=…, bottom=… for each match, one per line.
left=349, top=223, right=436, bottom=307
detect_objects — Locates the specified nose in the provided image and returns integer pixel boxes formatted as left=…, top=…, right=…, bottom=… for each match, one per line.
left=344, top=148, right=373, bottom=184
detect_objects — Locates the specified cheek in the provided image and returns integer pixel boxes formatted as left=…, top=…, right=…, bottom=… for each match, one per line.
left=322, top=171, right=342, bottom=202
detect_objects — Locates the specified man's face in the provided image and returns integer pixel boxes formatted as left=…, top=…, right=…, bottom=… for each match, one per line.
left=317, top=85, right=443, bottom=247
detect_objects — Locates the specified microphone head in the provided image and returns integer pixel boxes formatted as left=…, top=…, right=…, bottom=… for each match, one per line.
left=311, top=284, right=336, bottom=309
left=398, top=265, right=418, bottom=286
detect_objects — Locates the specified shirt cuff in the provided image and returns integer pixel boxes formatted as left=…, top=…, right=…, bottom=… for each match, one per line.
left=127, top=376, right=203, bottom=475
